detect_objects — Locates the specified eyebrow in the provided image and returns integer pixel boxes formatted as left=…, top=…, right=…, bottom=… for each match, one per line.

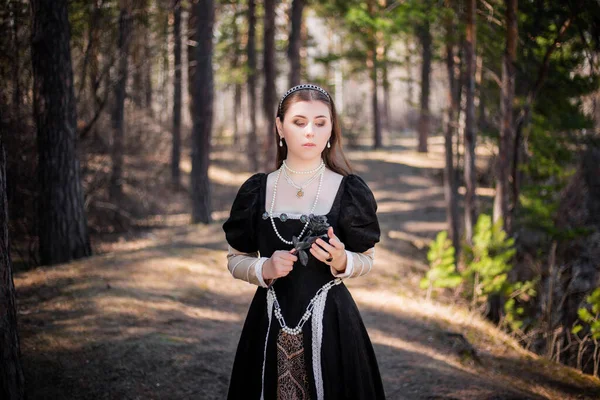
left=292, top=115, right=329, bottom=119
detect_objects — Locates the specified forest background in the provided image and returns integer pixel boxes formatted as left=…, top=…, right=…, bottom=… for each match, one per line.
left=1, top=0, right=600, bottom=399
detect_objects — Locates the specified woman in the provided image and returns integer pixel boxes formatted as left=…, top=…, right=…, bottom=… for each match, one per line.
left=223, top=84, right=385, bottom=400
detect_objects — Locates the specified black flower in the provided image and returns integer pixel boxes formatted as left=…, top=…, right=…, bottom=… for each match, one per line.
left=292, top=215, right=330, bottom=266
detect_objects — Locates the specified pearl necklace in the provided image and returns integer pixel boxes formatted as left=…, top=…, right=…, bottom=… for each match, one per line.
left=269, top=164, right=324, bottom=245
left=282, top=159, right=324, bottom=175
left=282, top=163, right=324, bottom=198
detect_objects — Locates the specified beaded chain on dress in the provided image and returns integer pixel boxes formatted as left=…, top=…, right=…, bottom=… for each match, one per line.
left=259, top=161, right=342, bottom=400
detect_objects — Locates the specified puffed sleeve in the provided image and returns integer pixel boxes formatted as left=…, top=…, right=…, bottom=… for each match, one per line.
left=338, top=175, right=380, bottom=253
left=222, top=173, right=264, bottom=253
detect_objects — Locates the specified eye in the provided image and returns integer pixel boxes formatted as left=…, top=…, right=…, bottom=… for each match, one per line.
left=316, top=122, right=326, bottom=127
left=294, top=121, right=306, bottom=127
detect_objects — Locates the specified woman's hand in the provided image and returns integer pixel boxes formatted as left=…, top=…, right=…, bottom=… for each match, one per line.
left=310, top=227, right=347, bottom=272
left=262, top=250, right=298, bottom=280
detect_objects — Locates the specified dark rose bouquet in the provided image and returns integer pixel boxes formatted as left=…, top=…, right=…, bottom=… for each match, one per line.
left=292, top=214, right=330, bottom=266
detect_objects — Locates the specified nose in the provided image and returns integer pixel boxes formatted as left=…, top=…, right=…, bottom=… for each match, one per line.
left=305, top=122, right=315, bottom=137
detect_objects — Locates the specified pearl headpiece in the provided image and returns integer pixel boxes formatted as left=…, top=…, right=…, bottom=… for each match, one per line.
left=278, top=84, right=331, bottom=113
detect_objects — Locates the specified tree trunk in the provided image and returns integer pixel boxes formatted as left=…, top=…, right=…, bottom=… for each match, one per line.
left=233, top=84, right=242, bottom=147
left=188, top=0, right=214, bottom=224
left=417, top=17, right=432, bottom=153
left=172, top=0, right=182, bottom=187
left=444, top=4, right=460, bottom=256
left=493, top=0, right=518, bottom=233
left=463, top=0, right=477, bottom=243
left=11, top=0, right=21, bottom=125
left=288, top=0, right=304, bottom=87
left=88, top=1, right=102, bottom=144
left=263, top=0, right=277, bottom=169
left=405, top=38, right=414, bottom=109
left=382, top=40, right=391, bottom=134
left=512, top=14, right=571, bottom=231
left=247, top=0, right=259, bottom=171
left=0, top=130, right=25, bottom=400
left=110, top=6, right=132, bottom=201
left=232, top=2, right=242, bottom=148
left=144, top=39, right=153, bottom=114
left=367, top=0, right=382, bottom=149
left=31, top=0, right=92, bottom=265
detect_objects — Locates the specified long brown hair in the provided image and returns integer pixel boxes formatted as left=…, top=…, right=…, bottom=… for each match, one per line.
left=275, top=87, right=353, bottom=176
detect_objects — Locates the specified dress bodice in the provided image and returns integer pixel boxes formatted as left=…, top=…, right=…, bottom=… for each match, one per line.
left=223, top=171, right=381, bottom=326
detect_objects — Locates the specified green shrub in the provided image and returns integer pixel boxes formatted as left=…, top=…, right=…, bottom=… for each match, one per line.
left=420, top=231, right=461, bottom=298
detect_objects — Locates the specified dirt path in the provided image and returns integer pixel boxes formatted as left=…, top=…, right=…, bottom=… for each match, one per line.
left=15, top=138, right=600, bottom=399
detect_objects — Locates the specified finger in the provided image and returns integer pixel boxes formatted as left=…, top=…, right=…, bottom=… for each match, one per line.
left=310, top=244, right=330, bottom=260
left=309, top=247, right=326, bottom=262
left=289, top=248, right=297, bottom=254
left=315, top=238, right=335, bottom=253
left=277, top=265, right=292, bottom=275
left=328, top=226, right=335, bottom=238
left=326, top=227, right=342, bottom=248
left=281, top=253, right=298, bottom=262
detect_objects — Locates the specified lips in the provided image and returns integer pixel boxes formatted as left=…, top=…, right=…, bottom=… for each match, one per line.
left=303, top=143, right=316, bottom=147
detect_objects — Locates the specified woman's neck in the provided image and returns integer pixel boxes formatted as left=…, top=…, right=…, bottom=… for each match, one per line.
left=283, top=156, right=323, bottom=174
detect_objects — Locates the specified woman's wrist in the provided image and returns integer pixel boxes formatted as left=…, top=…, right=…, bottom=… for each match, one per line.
left=331, top=251, right=347, bottom=272
left=262, top=258, right=273, bottom=280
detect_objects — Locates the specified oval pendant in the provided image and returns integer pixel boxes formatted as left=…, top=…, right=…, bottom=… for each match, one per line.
left=280, top=213, right=288, bottom=222
left=296, top=189, right=304, bottom=198
left=262, top=211, right=269, bottom=220
left=300, top=214, right=308, bottom=223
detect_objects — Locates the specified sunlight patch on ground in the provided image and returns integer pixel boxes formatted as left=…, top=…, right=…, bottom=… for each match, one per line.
left=401, top=220, right=447, bottom=235
left=458, top=186, right=495, bottom=197
left=376, top=201, right=422, bottom=213
left=369, top=328, right=475, bottom=374
left=95, top=296, right=242, bottom=323
left=387, top=230, right=432, bottom=250
left=209, top=165, right=251, bottom=187
left=350, top=288, right=528, bottom=357
left=349, top=149, right=445, bottom=169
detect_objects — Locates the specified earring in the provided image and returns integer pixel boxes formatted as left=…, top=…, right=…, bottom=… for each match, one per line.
left=327, top=141, right=331, bottom=149
left=279, top=137, right=283, bottom=147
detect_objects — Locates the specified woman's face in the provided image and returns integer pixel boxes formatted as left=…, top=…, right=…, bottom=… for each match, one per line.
left=276, top=100, right=332, bottom=161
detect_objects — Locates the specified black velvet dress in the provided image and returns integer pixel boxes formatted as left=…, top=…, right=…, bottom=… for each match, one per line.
left=223, top=173, right=386, bottom=400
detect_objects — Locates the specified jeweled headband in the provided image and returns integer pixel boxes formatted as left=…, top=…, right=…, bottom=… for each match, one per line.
left=278, top=84, right=330, bottom=114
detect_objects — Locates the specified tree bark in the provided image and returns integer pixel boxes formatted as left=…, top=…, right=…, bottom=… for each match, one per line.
left=247, top=0, right=259, bottom=171
left=144, top=39, right=153, bottom=114
left=493, top=0, right=518, bottom=233
left=444, top=3, right=460, bottom=256
left=464, top=0, right=477, bottom=243
left=110, top=5, right=132, bottom=201
left=288, top=0, right=304, bottom=87
left=405, top=38, right=414, bottom=109
left=263, top=0, right=277, bottom=168
left=31, top=0, right=92, bottom=265
left=367, top=0, right=382, bottom=149
left=11, top=0, right=21, bottom=125
left=172, top=0, right=182, bottom=187
left=232, top=2, right=242, bottom=147
left=382, top=43, right=391, bottom=134
left=188, top=0, right=214, bottom=224
left=417, top=17, right=432, bottom=153
left=0, top=129, right=25, bottom=400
